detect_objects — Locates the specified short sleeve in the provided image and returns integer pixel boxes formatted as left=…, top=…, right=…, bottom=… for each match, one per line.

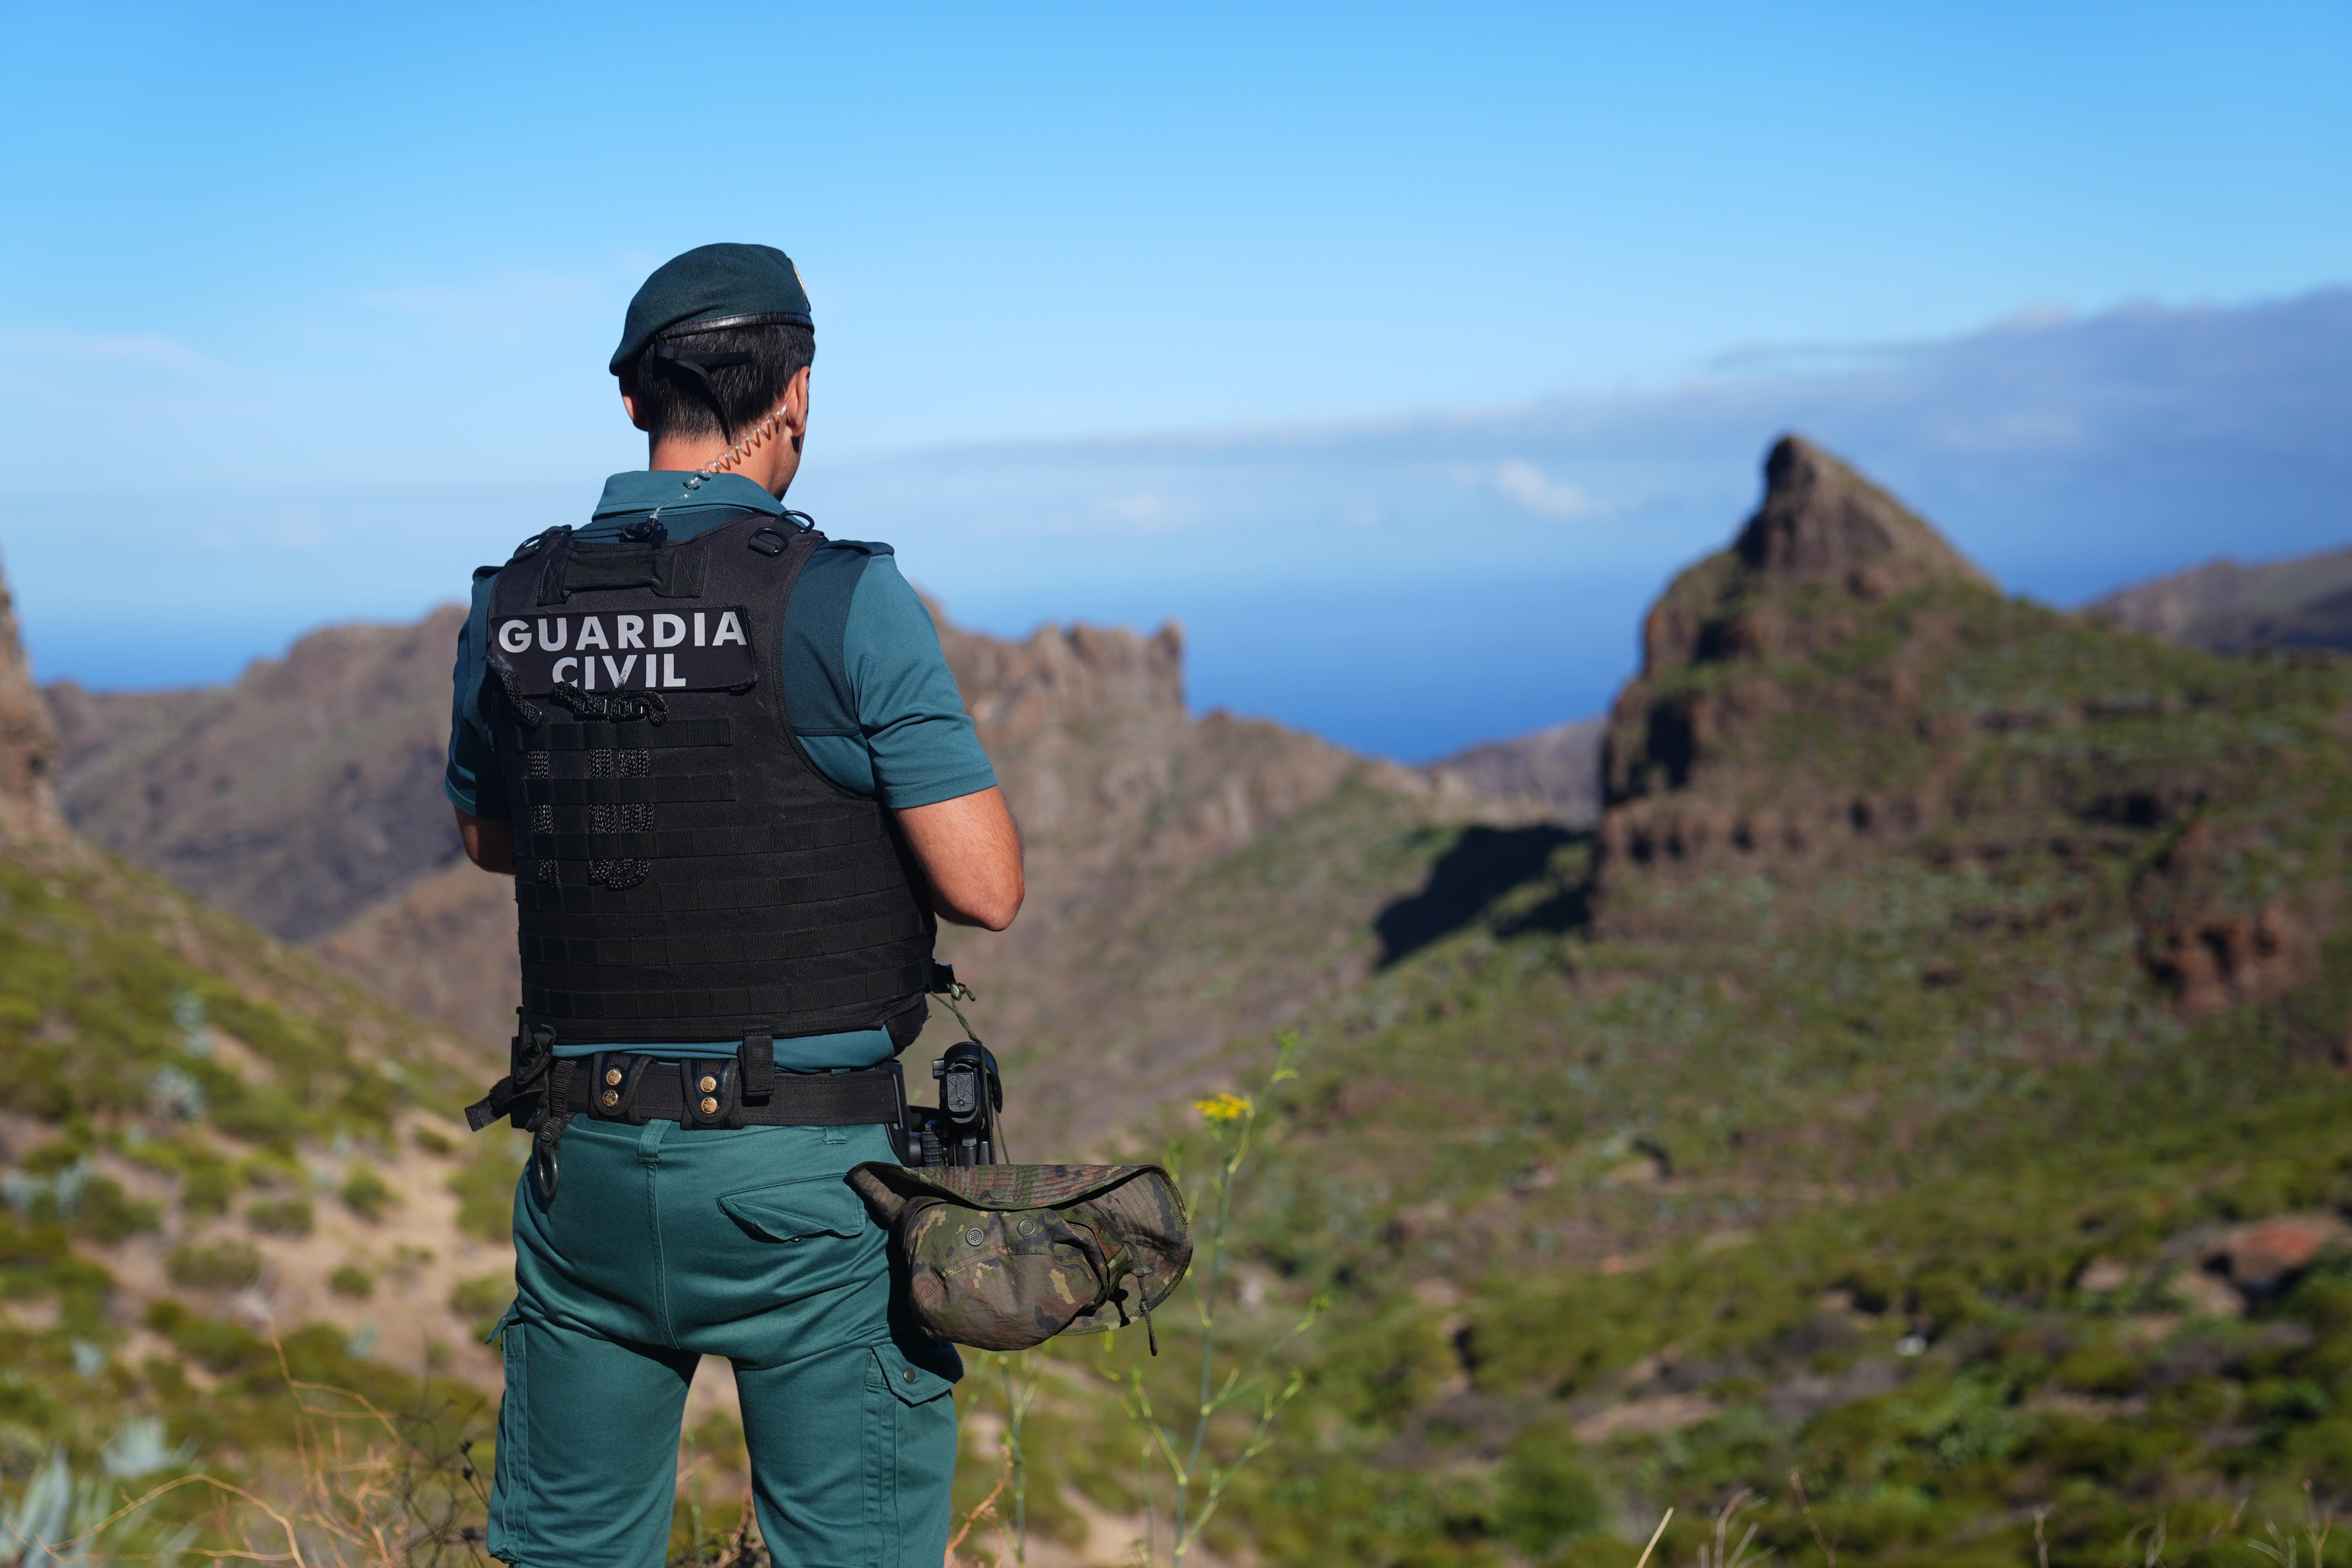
left=841, top=558, right=998, bottom=809
left=444, top=567, right=506, bottom=819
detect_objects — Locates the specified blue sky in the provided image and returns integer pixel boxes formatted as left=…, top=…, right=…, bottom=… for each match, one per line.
left=3, top=2, right=2348, bottom=758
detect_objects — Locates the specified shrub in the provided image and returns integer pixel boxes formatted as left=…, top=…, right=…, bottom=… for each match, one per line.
left=180, top=1156, right=233, bottom=1218
left=448, top=1274, right=512, bottom=1340
left=339, top=1164, right=395, bottom=1221
left=167, top=1239, right=262, bottom=1290
left=449, top=1141, right=522, bottom=1243
left=245, top=1198, right=314, bottom=1238
left=412, top=1125, right=455, bottom=1157
left=328, top=1264, right=375, bottom=1299
left=1495, top=1426, right=1604, bottom=1556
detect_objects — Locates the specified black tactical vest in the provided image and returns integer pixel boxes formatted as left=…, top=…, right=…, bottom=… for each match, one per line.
left=483, top=510, right=934, bottom=1051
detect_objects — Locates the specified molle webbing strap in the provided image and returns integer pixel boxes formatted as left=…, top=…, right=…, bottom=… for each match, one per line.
left=521, top=909, right=926, bottom=969
left=523, top=719, right=734, bottom=751
left=537, top=544, right=710, bottom=604
left=524, top=962, right=931, bottom=1022
left=515, top=858, right=907, bottom=911
left=522, top=774, right=736, bottom=807
left=519, top=817, right=890, bottom=862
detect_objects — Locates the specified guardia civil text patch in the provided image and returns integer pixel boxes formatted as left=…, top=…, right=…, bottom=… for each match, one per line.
left=492, top=608, right=757, bottom=693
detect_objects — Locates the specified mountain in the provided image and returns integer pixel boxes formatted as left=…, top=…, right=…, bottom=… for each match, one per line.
left=46, top=581, right=1564, bottom=1151
left=2087, top=542, right=2352, bottom=654
left=45, top=606, right=468, bottom=938
left=22, top=437, right=2352, bottom=1567
left=0, top=553, right=514, bottom=1503
left=1118, top=434, right=2352, bottom=1568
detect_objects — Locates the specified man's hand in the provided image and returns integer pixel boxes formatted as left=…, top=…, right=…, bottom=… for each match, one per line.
left=456, top=810, right=515, bottom=875
left=896, top=787, right=1024, bottom=931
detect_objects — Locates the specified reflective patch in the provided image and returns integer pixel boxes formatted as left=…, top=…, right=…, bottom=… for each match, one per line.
left=492, top=607, right=757, bottom=693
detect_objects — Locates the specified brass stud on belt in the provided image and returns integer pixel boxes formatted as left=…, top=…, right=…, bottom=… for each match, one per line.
left=699, top=1096, right=719, bottom=1116
left=601, top=1089, right=620, bottom=1108
left=605, top=1067, right=623, bottom=1087
left=698, top=1074, right=719, bottom=1094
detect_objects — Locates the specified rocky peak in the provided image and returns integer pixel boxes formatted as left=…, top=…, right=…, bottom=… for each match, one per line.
left=1735, top=434, right=1989, bottom=597
left=1637, top=436, right=1991, bottom=683
left=0, top=548, right=64, bottom=839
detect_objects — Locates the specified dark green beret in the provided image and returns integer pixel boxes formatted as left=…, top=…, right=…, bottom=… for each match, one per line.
left=609, top=243, right=813, bottom=376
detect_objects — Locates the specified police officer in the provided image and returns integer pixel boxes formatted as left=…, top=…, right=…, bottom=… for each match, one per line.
left=445, top=243, right=1023, bottom=1566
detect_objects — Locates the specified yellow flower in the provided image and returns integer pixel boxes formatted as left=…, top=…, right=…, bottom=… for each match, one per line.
left=1193, top=1092, right=1252, bottom=1125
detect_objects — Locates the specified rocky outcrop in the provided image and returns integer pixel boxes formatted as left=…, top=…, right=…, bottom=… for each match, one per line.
left=1601, top=435, right=1999, bottom=847
left=1592, top=434, right=2351, bottom=1014
left=2087, top=544, right=2352, bottom=654
left=0, top=548, right=64, bottom=840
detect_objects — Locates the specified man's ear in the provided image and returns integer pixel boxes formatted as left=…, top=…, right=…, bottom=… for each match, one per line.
left=782, top=365, right=811, bottom=435
left=618, top=368, right=650, bottom=432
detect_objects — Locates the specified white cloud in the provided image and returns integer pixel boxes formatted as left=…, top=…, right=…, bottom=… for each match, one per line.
left=1098, top=491, right=1194, bottom=532
left=1493, top=459, right=1599, bottom=519
left=0, top=330, right=221, bottom=374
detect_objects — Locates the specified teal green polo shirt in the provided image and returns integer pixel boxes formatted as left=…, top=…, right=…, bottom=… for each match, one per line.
left=444, top=471, right=997, bottom=1071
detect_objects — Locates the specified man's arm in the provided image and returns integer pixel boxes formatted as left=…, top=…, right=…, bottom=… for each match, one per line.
left=456, top=809, right=515, bottom=876
left=897, top=786, right=1022, bottom=931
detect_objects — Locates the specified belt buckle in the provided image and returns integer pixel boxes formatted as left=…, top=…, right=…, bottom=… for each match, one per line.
left=680, top=1058, right=739, bottom=1129
left=587, top=1052, right=652, bottom=1121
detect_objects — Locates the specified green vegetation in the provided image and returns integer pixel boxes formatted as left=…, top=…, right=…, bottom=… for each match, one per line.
left=449, top=1135, right=525, bottom=1242
left=934, top=569, right=2352, bottom=1567
left=1119, top=585, right=2352, bottom=1567
left=340, top=1161, right=397, bottom=1220
left=329, top=1262, right=376, bottom=1299
left=0, top=843, right=488, bottom=1496
left=243, top=1196, right=314, bottom=1237
left=449, top=1273, right=512, bottom=1341
left=165, top=1239, right=262, bottom=1291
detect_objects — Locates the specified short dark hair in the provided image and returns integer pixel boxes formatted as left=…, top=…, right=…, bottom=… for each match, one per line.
left=626, top=321, right=813, bottom=444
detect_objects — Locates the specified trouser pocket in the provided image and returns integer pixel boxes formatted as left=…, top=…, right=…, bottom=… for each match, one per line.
left=861, top=1339, right=960, bottom=1568
left=487, top=1307, right=530, bottom=1562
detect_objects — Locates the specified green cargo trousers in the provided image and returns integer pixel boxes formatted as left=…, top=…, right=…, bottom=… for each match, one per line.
left=487, top=1115, right=963, bottom=1568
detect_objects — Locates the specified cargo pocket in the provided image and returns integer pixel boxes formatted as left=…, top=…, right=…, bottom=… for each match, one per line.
left=718, top=1174, right=868, bottom=1243
left=486, top=1309, right=530, bottom=1562
left=862, top=1339, right=961, bottom=1567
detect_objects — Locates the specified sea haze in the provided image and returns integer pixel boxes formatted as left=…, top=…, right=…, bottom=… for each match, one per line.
left=7, top=289, right=2349, bottom=762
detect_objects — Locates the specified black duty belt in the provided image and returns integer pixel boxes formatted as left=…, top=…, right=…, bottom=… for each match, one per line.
left=561, top=1052, right=901, bottom=1131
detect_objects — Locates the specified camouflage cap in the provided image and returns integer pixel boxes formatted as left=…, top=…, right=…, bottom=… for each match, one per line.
left=850, top=1162, right=1192, bottom=1352
left=610, top=243, right=812, bottom=375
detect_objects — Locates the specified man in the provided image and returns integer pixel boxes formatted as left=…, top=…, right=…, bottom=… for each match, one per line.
left=445, top=242, right=1022, bottom=1566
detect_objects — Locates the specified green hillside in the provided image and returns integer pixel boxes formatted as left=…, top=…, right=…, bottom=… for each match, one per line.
left=1038, top=440, right=2352, bottom=1568
left=0, top=830, right=506, bottom=1532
